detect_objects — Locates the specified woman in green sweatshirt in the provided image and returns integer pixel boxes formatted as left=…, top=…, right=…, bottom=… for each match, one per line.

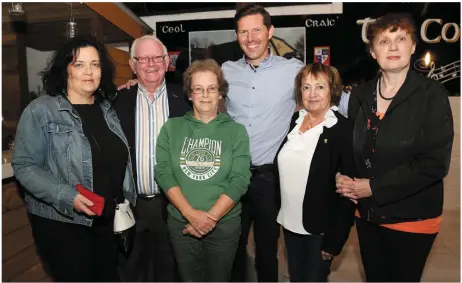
left=155, top=59, right=251, bottom=282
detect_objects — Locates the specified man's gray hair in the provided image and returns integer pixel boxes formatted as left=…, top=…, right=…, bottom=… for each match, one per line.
left=130, top=34, right=168, bottom=58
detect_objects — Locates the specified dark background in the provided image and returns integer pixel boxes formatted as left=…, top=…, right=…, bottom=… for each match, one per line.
left=124, top=2, right=325, bottom=16
left=341, top=2, right=460, bottom=94
left=125, top=2, right=460, bottom=95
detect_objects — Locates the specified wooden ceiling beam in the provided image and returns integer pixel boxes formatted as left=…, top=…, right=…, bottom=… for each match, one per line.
left=84, top=2, right=145, bottom=39
left=3, top=3, right=95, bottom=23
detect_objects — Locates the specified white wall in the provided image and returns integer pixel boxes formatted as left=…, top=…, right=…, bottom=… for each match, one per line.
left=141, top=3, right=343, bottom=35
left=106, top=42, right=130, bottom=53
left=26, top=47, right=53, bottom=93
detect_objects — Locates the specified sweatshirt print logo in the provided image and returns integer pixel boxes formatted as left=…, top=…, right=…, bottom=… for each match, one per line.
left=180, top=137, right=222, bottom=181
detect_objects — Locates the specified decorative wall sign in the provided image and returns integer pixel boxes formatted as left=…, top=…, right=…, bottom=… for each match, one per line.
left=313, top=46, right=330, bottom=65
left=154, top=2, right=459, bottom=95
left=343, top=2, right=460, bottom=95
left=156, top=14, right=343, bottom=85
left=168, top=51, right=180, bottom=72
left=189, top=27, right=306, bottom=65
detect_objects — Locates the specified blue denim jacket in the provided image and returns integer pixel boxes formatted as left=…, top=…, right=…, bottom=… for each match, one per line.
left=12, top=94, right=137, bottom=227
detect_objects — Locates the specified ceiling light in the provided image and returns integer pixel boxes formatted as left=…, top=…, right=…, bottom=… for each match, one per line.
left=66, top=3, right=78, bottom=39
left=8, top=3, right=25, bottom=16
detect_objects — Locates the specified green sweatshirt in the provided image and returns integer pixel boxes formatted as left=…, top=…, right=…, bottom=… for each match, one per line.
left=156, top=112, right=251, bottom=222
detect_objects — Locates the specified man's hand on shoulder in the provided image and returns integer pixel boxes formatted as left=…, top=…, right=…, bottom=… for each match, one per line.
left=117, top=79, right=139, bottom=91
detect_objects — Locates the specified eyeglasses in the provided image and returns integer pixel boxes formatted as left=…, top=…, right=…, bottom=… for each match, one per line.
left=190, top=85, right=220, bottom=95
left=133, top=55, right=166, bottom=64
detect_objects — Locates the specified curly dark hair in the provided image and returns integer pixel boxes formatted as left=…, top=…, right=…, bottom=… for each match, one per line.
left=40, top=35, right=116, bottom=101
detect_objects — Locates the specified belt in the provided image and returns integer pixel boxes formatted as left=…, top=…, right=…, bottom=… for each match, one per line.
left=137, top=194, right=161, bottom=200
left=250, top=164, right=274, bottom=175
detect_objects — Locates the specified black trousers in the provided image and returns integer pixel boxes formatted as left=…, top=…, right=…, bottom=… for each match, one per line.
left=356, top=217, right=437, bottom=282
left=283, top=229, right=332, bottom=282
left=29, top=213, right=119, bottom=282
left=118, top=196, right=177, bottom=282
left=231, top=166, right=280, bottom=282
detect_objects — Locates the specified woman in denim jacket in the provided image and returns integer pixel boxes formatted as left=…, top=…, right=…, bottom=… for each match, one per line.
left=12, top=35, right=136, bottom=281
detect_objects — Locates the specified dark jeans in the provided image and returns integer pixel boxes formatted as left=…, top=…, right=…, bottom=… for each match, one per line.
left=356, top=217, right=437, bottom=282
left=168, top=215, right=241, bottom=282
left=232, top=166, right=280, bottom=282
left=29, top=213, right=119, bottom=282
left=283, top=228, right=332, bottom=282
left=118, top=196, right=176, bottom=282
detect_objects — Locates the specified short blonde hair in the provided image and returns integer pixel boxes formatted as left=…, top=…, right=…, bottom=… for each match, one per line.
left=183, top=59, right=229, bottom=98
left=294, top=63, right=343, bottom=107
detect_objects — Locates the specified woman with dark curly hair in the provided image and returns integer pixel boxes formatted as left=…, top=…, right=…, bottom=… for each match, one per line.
left=12, top=35, right=136, bottom=281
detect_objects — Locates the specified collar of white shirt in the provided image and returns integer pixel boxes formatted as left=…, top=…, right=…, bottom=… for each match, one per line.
left=296, top=106, right=339, bottom=129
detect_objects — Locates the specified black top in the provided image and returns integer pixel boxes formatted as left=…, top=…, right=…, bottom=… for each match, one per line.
left=348, top=70, right=454, bottom=223
left=73, top=100, right=128, bottom=223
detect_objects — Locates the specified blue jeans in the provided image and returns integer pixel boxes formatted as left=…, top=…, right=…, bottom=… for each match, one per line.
left=283, top=228, right=332, bottom=282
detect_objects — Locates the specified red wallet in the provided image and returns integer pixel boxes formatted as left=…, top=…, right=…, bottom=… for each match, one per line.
left=76, top=184, right=105, bottom=216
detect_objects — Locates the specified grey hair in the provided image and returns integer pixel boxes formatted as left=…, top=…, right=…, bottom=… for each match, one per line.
left=130, top=34, right=168, bottom=58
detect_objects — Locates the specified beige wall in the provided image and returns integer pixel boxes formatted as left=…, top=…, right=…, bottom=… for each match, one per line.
left=445, top=97, right=460, bottom=210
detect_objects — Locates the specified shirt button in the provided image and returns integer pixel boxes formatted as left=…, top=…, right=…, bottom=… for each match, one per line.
left=252, top=87, right=255, bottom=89
left=248, top=124, right=251, bottom=127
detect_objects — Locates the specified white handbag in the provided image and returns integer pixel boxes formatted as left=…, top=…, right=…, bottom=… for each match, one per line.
left=114, top=199, right=136, bottom=233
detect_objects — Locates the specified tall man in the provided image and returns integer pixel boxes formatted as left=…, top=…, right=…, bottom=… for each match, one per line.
left=223, top=5, right=304, bottom=282
left=113, top=35, right=191, bottom=282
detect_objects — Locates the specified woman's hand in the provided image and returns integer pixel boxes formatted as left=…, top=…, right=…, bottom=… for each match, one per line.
left=350, top=178, right=373, bottom=199
left=337, top=176, right=372, bottom=200
left=73, top=194, right=96, bottom=216
left=335, top=173, right=358, bottom=203
left=117, top=79, right=139, bottom=91
left=184, top=209, right=217, bottom=236
left=336, top=173, right=354, bottom=191
left=183, top=223, right=203, bottom=238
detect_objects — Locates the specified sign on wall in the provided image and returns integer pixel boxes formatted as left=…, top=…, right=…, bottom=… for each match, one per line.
left=343, top=2, right=460, bottom=95
left=156, top=14, right=343, bottom=85
left=314, top=46, right=330, bottom=65
left=155, top=3, right=459, bottom=95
